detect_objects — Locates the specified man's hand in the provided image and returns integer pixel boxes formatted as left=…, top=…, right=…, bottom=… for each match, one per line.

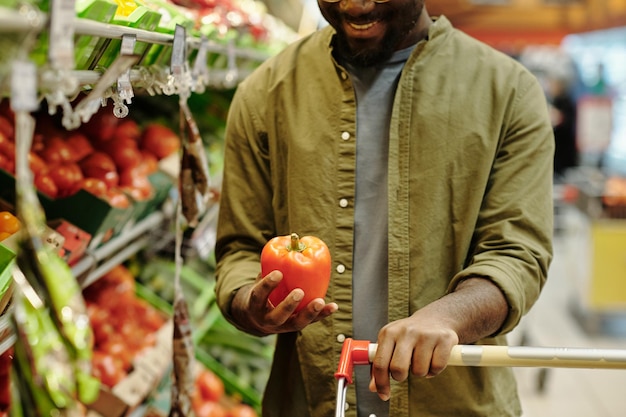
left=230, top=270, right=339, bottom=336
left=369, top=277, right=508, bottom=401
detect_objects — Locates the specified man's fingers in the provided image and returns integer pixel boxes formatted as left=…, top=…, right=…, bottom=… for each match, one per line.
left=426, top=339, right=455, bottom=377
left=267, top=288, right=303, bottom=323
left=371, top=341, right=392, bottom=401
left=389, top=345, right=412, bottom=382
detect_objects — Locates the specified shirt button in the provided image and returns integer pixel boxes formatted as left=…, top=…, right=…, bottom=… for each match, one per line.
left=337, top=334, right=346, bottom=343
left=340, top=71, right=348, bottom=80
left=339, top=198, right=349, bottom=208
left=341, top=131, right=350, bottom=141
left=336, top=264, right=346, bottom=274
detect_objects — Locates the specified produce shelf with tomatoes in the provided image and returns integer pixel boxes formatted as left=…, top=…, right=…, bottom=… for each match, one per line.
left=0, top=1, right=298, bottom=416
left=0, top=99, right=180, bottom=250
left=79, top=265, right=173, bottom=417
left=127, top=254, right=270, bottom=416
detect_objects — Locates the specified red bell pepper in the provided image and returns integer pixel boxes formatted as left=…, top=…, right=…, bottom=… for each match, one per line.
left=261, top=233, right=331, bottom=313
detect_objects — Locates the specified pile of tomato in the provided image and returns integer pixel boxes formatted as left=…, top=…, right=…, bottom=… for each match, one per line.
left=0, top=211, right=19, bottom=242
left=83, top=264, right=166, bottom=388
left=0, top=99, right=180, bottom=208
left=193, top=367, right=257, bottom=417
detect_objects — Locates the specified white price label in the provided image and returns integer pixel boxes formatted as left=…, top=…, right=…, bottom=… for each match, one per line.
left=11, top=61, right=38, bottom=112
left=48, top=0, right=76, bottom=70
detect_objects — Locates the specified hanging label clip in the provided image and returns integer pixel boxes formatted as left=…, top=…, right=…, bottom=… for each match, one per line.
left=117, top=34, right=137, bottom=107
left=191, top=35, right=210, bottom=93
left=169, top=24, right=191, bottom=98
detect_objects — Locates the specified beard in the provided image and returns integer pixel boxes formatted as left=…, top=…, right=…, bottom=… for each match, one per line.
left=330, top=2, right=423, bottom=67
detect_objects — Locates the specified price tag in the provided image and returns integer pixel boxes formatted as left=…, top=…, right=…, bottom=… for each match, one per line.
left=10, top=60, right=38, bottom=112
left=48, top=0, right=76, bottom=71
left=171, top=24, right=192, bottom=98
left=170, top=24, right=187, bottom=79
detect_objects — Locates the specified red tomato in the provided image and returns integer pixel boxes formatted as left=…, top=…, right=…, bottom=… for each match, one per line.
left=73, top=177, right=108, bottom=198
left=31, top=133, right=45, bottom=153
left=104, top=137, right=142, bottom=171
left=227, top=404, right=257, bottom=417
left=0, top=131, right=15, bottom=158
left=28, top=152, right=47, bottom=175
left=0, top=116, right=13, bottom=140
left=115, top=119, right=141, bottom=141
left=34, top=172, right=59, bottom=198
left=80, top=106, right=119, bottom=143
left=86, top=302, right=108, bottom=327
left=119, top=168, right=153, bottom=201
left=92, top=319, right=116, bottom=347
left=106, top=188, right=131, bottom=209
left=40, top=136, right=73, bottom=165
left=195, top=401, right=227, bottom=417
left=80, top=151, right=116, bottom=172
left=100, top=337, right=134, bottom=370
left=48, top=162, right=84, bottom=196
left=141, top=305, right=165, bottom=332
left=195, top=369, right=225, bottom=402
left=138, top=151, right=159, bottom=175
left=92, top=351, right=127, bottom=388
left=80, top=152, right=119, bottom=188
left=66, top=133, right=94, bottom=162
left=261, top=233, right=332, bottom=313
left=141, top=123, right=181, bottom=159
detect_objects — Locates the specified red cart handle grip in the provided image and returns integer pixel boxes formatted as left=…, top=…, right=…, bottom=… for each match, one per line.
left=334, top=338, right=374, bottom=384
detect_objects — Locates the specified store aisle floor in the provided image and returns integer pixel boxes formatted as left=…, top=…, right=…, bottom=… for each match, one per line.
left=510, top=207, right=626, bottom=417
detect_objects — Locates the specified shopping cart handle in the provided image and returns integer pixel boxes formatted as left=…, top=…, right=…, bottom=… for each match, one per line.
left=367, top=342, right=626, bottom=369
left=334, top=338, right=373, bottom=383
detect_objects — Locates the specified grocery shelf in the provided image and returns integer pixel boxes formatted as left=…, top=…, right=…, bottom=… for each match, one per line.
left=0, top=6, right=271, bottom=62
left=72, top=208, right=172, bottom=289
left=0, top=206, right=175, bottom=357
left=0, top=6, right=45, bottom=33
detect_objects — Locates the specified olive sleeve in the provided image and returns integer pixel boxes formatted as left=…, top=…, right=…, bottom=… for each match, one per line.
left=448, top=72, right=555, bottom=335
left=213, top=77, right=273, bottom=325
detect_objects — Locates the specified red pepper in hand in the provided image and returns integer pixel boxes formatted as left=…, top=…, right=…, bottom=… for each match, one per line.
left=261, top=233, right=331, bottom=313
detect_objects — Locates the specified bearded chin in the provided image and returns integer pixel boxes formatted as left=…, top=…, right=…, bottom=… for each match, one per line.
left=334, top=33, right=397, bottom=68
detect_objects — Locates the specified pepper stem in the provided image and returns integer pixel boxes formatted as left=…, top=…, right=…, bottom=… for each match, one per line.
left=290, top=233, right=304, bottom=252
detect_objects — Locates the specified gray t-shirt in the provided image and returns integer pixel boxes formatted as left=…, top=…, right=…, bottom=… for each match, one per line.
left=346, top=44, right=414, bottom=417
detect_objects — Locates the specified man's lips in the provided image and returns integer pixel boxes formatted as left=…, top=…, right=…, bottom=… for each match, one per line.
left=343, top=19, right=384, bottom=38
left=349, top=21, right=378, bottom=30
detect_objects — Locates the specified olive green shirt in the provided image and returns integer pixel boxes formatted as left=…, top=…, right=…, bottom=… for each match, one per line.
left=215, top=16, right=554, bottom=417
